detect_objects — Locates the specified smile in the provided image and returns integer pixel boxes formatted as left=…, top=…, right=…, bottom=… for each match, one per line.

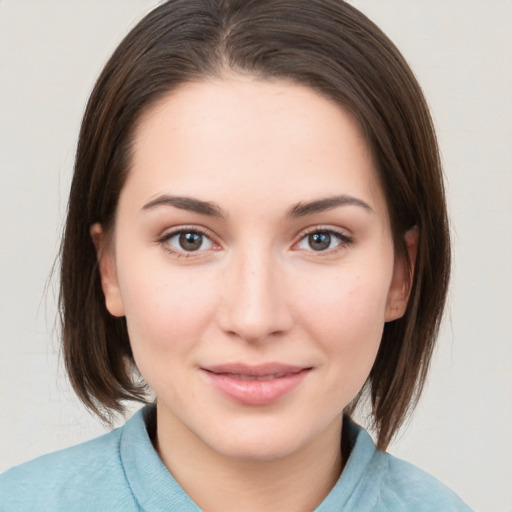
left=201, top=363, right=312, bottom=406
left=215, top=372, right=291, bottom=381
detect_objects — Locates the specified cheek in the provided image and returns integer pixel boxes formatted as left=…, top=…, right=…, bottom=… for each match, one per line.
left=295, top=270, right=390, bottom=383
left=298, top=269, right=389, bottom=336
left=117, top=263, right=219, bottom=366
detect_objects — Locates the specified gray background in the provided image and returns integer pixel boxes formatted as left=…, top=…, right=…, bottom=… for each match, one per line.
left=1, top=1, right=511, bottom=510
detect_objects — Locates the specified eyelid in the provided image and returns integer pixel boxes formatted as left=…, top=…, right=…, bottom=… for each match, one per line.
left=292, top=225, right=353, bottom=252
left=157, top=225, right=221, bottom=256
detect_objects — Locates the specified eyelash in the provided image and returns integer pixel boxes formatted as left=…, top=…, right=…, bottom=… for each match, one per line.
left=157, top=226, right=218, bottom=258
left=157, top=226, right=353, bottom=258
left=294, top=226, right=353, bottom=254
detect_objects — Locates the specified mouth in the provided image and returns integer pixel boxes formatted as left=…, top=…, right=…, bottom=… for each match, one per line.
left=200, top=363, right=312, bottom=406
left=211, top=372, right=295, bottom=381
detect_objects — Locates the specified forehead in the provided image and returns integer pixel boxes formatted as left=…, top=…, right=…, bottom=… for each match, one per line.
left=124, top=77, right=386, bottom=216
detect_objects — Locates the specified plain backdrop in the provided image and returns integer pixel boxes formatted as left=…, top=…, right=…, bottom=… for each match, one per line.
left=1, top=1, right=511, bottom=511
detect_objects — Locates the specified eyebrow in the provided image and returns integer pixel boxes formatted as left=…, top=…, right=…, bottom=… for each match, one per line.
left=142, top=195, right=226, bottom=217
left=288, top=194, right=374, bottom=217
left=141, top=193, right=373, bottom=218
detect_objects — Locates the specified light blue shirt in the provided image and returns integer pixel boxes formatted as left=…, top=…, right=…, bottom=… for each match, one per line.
left=0, top=406, right=474, bottom=511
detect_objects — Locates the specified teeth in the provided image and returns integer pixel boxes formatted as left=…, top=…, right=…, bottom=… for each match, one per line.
left=221, top=373, right=287, bottom=380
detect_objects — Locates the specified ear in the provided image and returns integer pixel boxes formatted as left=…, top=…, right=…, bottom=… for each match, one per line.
left=90, top=223, right=125, bottom=317
left=385, top=226, right=418, bottom=322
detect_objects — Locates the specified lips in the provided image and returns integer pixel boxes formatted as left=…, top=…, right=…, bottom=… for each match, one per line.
left=216, top=372, right=292, bottom=381
left=201, top=363, right=311, bottom=406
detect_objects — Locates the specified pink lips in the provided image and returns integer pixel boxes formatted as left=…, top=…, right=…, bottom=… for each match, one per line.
left=201, top=363, right=311, bottom=406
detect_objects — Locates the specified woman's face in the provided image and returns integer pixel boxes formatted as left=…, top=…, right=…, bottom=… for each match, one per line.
left=95, top=77, right=412, bottom=461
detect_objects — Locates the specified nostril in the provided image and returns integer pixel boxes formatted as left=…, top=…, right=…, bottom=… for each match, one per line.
left=215, top=261, right=294, bottom=341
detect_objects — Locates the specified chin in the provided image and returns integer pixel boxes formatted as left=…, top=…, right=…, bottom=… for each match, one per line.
left=208, top=431, right=307, bottom=463
left=198, top=413, right=337, bottom=464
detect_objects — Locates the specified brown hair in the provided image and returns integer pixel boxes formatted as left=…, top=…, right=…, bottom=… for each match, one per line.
left=61, top=0, right=450, bottom=450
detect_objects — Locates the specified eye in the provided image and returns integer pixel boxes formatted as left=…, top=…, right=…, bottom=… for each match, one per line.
left=296, top=229, right=351, bottom=252
left=161, top=229, right=215, bottom=254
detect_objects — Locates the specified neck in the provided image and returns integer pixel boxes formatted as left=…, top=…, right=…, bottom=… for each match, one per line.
left=154, top=407, right=344, bottom=512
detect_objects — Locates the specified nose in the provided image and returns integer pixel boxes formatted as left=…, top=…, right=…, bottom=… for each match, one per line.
left=216, top=247, right=294, bottom=343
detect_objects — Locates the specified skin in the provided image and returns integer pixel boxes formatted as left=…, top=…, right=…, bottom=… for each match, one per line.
left=92, top=76, right=416, bottom=512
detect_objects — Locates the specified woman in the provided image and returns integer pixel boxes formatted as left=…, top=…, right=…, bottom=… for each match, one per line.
left=0, top=1, right=473, bottom=510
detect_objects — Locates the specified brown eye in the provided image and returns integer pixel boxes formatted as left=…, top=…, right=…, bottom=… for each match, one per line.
left=163, top=230, right=214, bottom=253
left=179, top=232, right=203, bottom=251
left=296, top=229, right=352, bottom=253
left=308, top=232, right=332, bottom=251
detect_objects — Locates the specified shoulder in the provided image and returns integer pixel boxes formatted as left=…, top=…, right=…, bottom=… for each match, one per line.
left=372, top=451, right=474, bottom=511
left=339, top=418, right=475, bottom=512
left=0, top=423, right=137, bottom=511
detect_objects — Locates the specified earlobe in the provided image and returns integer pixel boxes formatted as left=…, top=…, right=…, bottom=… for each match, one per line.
left=385, top=226, right=418, bottom=322
left=90, top=223, right=125, bottom=317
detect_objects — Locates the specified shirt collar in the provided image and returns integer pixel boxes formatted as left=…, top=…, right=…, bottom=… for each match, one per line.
left=120, top=405, right=380, bottom=511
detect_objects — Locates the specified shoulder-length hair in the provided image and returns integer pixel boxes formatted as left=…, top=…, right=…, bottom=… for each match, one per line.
left=61, top=0, right=450, bottom=450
